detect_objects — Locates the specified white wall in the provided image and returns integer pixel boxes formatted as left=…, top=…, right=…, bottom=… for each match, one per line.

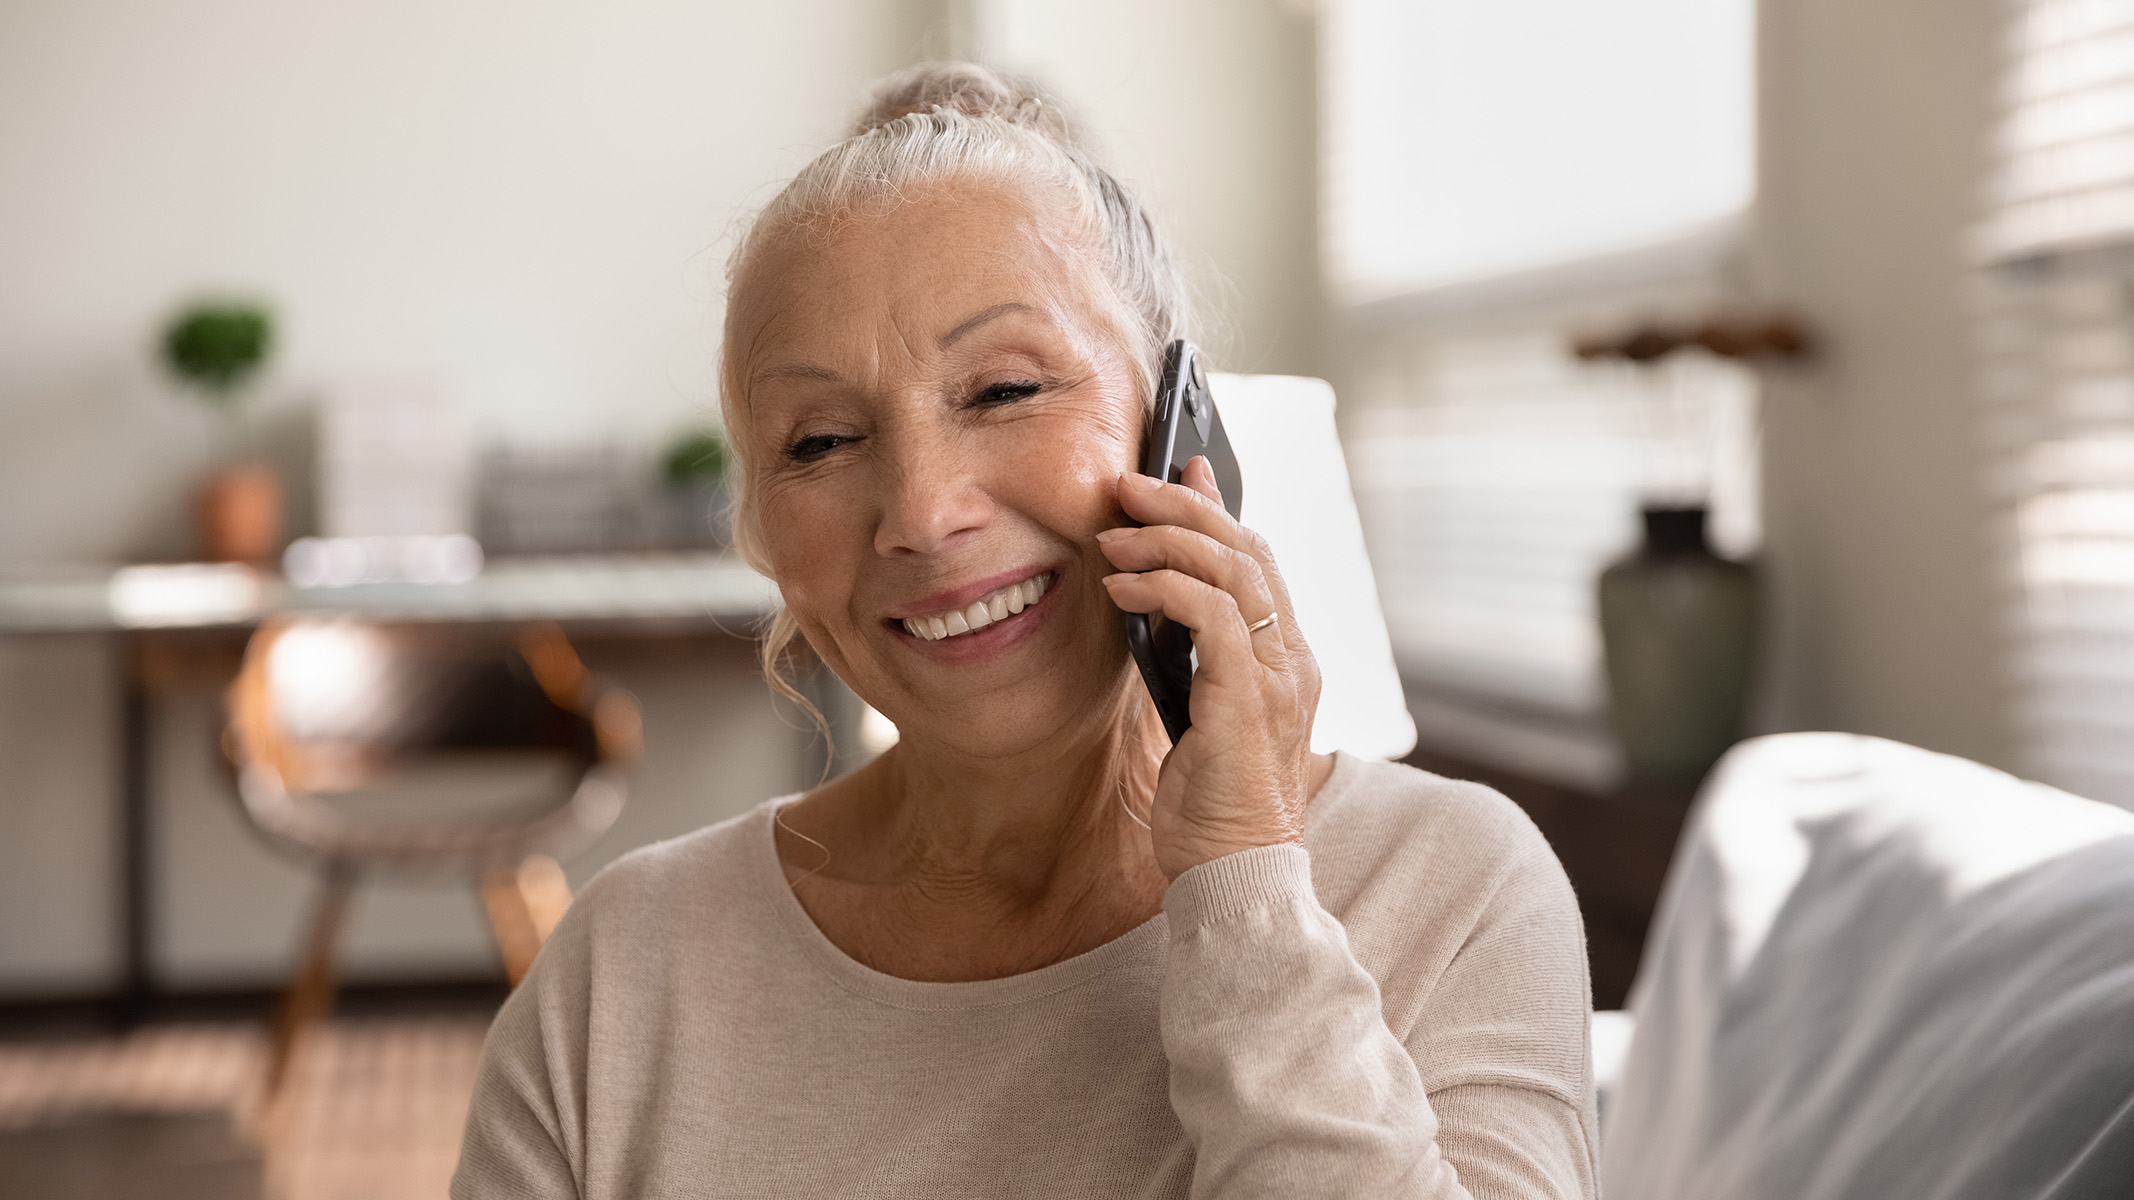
left=0, top=0, right=935, bottom=994
left=0, top=0, right=1319, bottom=994
left=966, top=0, right=1323, bottom=376
left=0, top=0, right=946, bottom=567
left=1754, top=0, right=2013, bottom=766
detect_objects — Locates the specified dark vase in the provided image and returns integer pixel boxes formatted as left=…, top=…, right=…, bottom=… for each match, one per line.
left=1598, top=506, right=1756, bottom=785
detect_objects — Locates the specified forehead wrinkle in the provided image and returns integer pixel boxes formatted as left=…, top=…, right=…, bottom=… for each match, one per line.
left=939, top=302, right=1031, bottom=349
left=946, top=236, right=1102, bottom=354
left=754, top=361, right=842, bottom=386
left=992, top=207, right=1143, bottom=383
left=734, top=261, right=872, bottom=409
left=732, top=275, right=803, bottom=397
left=737, top=182, right=1121, bottom=417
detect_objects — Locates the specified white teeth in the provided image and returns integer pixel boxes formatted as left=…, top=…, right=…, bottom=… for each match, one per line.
left=901, top=572, right=1051, bottom=641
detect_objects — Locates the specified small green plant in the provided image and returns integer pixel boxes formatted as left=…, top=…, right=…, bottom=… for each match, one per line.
left=662, top=427, right=730, bottom=484
left=162, top=301, right=273, bottom=406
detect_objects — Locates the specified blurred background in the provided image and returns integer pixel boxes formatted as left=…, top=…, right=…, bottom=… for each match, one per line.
left=4, top=0, right=2126, bottom=1194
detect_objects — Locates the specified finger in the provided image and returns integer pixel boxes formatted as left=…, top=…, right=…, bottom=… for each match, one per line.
left=1184, top=458, right=1305, bottom=643
left=1118, top=470, right=1232, bottom=543
left=1101, top=568, right=1259, bottom=688
left=1187, top=456, right=1306, bottom=650
left=1183, top=454, right=1223, bottom=507
left=1232, top=523, right=1305, bottom=657
left=1096, top=525, right=1284, bottom=658
left=1115, top=470, right=1304, bottom=651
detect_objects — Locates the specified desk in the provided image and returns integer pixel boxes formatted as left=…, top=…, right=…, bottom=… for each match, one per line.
left=0, top=554, right=781, bottom=1019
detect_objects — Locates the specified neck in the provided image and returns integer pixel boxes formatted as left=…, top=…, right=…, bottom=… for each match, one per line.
left=883, top=684, right=1164, bottom=904
left=796, top=677, right=1167, bottom=914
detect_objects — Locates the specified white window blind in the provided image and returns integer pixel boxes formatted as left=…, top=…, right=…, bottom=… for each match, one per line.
left=1321, top=0, right=1758, bottom=783
left=1980, top=0, right=2134, bottom=808
left=1343, top=327, right=1759, bottom=783
left=1979, top=0, right=2134, bottom=263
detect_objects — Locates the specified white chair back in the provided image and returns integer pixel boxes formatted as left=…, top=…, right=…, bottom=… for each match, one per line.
left=1214, top=374, right=1414, bottom=760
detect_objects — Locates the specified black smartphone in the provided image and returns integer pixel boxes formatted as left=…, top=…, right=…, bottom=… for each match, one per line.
left=1124, top=340, right=1244, bottom=744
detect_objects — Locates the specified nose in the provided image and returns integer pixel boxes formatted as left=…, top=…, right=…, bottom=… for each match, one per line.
left=873, top=438, right=994, bottom=558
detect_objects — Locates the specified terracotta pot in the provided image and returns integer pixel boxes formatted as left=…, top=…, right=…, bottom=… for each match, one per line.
left=195, top=464, right=284, bottom=564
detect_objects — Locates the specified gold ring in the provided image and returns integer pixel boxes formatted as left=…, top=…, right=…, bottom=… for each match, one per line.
left=1244, top=613, right=1278, bottom=634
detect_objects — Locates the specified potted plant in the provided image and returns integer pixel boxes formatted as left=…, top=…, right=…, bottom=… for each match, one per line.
left=660, top=426, right=732, bottom=549
left=162, top=300, right=281, bottom=564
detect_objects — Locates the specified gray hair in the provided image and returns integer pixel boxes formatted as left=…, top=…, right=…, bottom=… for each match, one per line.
left=717, top=62, right=1194, bottom=719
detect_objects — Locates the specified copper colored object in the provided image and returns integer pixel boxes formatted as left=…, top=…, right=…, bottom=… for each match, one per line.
left=223, top=619, right=639, bottom=1101
left=194, top=463, right=283, bottom=564
left=483, top=854, right=575, bottom=986
left=1573, top=312, right=1815, bottom=365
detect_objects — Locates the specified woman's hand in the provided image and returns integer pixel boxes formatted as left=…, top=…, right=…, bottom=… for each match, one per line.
left=1099, top=458, right=1324, bottom=880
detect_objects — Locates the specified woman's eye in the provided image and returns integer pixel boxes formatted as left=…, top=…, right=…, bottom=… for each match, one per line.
left=970, top=380, right=1043, bottom=408
left=786, top=433, right=854, bottom=463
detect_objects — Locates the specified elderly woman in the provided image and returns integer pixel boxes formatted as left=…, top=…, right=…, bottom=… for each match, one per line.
left=454, top=64, right=1595, bottom=1199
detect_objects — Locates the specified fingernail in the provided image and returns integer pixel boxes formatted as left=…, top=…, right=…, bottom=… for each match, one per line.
left=1096, top=528, right=1137, bottom=543
left=1103, top=572, right=1135, bottom=586
left=1125, top=473, right=1163, bottom=492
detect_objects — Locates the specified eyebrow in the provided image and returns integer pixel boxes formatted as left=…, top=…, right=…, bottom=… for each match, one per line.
left=755, top=362, right=842, bottom=385
left=940, top=302, right=1031, bottom=349
left=751, top=302, right=1037, bottom=386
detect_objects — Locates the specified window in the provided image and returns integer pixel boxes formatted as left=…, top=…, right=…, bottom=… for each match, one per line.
left=1322, top=0, right=1759, bottom=785
left=1321, top=0, right=1755, bottom=304
left=1978, top=0, right=2134, bottom=808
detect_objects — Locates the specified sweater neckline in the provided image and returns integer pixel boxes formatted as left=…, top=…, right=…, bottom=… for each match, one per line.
left=746, top=800, right=1170, bottom=1011
left=745, top=749, right=1364, bottom=1010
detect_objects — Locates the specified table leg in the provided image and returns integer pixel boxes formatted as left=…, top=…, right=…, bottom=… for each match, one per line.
left=117, top=634, right=153, bottom=1025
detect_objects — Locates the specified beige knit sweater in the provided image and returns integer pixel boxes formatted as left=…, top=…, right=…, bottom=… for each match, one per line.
left=452, top=753, right=1598, bottom=1198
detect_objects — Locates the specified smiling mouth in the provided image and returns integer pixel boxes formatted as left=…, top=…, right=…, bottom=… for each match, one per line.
left=899, top=571, right=1053, bottom=642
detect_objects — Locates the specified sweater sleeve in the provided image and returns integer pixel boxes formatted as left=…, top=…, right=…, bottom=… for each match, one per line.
left=1159, top=843, right=1594, bottom=1199
left=451, top=911, right=591, bottom=1200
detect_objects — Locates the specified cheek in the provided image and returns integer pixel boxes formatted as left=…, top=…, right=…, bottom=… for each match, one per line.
left=1008, top=401, right=1143, bottom=528
left=752, top=476, right=864, bottom=606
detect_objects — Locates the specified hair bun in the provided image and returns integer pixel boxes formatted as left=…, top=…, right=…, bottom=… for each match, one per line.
left=852, top=61, right=1076, bottom=144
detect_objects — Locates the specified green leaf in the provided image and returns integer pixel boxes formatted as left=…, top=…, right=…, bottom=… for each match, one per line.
left=663, top=428, right=730, bottom=483
left=162, top=302, right=273, bottom=399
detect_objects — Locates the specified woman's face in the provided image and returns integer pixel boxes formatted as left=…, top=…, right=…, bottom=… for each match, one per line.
left=732, top=181, right=1148, bottom=758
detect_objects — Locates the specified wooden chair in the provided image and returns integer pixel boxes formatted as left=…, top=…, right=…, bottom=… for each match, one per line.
left=222, top=618, right=639, bottom=1098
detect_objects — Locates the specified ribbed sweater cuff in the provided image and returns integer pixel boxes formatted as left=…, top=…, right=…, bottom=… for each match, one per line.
left=1164, top=842, right=1314, bottom=931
